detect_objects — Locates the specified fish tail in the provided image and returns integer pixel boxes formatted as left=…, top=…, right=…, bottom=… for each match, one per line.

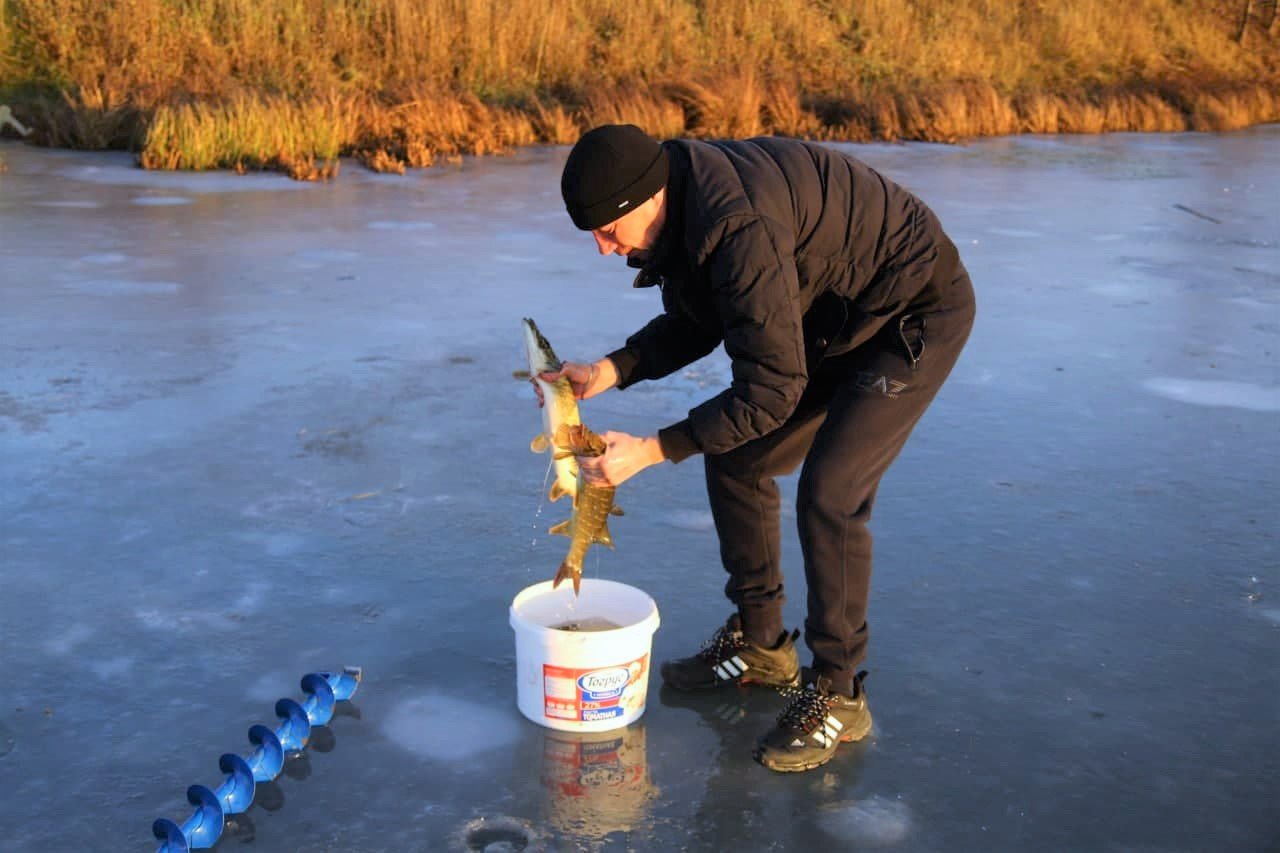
left=553, top=561, right=581, bottom=597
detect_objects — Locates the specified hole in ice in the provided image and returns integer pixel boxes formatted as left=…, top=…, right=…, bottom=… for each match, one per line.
left=130, top=196, right=192, bottom=206
left=0, top=721, right=12, bottom=759
left=383, top=693, right=519, bottom=762
left=456, top=816, right=539, bottom=852
left=1142, top=378, right=1280, bottom=412
left=817, top=796, right=912, bottom=845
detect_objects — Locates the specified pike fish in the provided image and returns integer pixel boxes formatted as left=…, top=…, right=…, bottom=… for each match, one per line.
left=523, top=318, right=581, bottom=503
left=549, top=423, right=623, bottom=595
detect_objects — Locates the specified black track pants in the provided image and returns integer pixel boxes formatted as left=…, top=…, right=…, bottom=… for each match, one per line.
left=704, top=244, right=976, bottom=695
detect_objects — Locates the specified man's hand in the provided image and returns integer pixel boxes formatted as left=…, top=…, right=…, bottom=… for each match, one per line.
left=577, top=431, right=665, bottom=487
left=532, top=358, right=618, bottom=407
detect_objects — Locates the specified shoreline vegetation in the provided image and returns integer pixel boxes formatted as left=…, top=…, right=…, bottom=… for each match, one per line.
left=1, top=0, right=1278, bottom=179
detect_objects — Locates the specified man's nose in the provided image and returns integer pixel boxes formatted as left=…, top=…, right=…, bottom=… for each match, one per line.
left=591, top=231, right=615, bottom=255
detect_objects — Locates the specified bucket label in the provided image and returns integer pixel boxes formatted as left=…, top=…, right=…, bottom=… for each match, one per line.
left=543, top=655, right=648, bottom=722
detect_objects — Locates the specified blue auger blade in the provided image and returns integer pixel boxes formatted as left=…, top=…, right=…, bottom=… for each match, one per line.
left=314, top=666, right=363, bottom=701
left=299, top=673, right=336, bottom=726
left=246, top=724, right=284, bottom=782
left=152, top=818, right=189, bottom=853
left=273, top=698, right=311, bottom=751
left=214, top=753, right=256, bottom=815
left=180, top=785, right=225, bottom=849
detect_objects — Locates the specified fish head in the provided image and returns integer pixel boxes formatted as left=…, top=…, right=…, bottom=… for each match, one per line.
left=522, top=317, right=562, bottom=375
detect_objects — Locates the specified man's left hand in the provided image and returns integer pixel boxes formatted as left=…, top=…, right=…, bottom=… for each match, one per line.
left=577, top=431, right=665, bottom=487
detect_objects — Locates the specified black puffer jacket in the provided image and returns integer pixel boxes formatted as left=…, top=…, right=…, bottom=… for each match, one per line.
left=605, top=136, right=952, bottom=463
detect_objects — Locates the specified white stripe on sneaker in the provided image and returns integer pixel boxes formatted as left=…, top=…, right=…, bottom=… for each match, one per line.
left=715, top=663, right=732, bottom=680
left=827, top=715, right=844, bottom=732
left=731, top=656, right=748, bottom=672
left=722, top=659, right=741, bottom=677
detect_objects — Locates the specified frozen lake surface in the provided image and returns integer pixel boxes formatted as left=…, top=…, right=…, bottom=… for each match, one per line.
left=1, top=127, right=1277, bottom=851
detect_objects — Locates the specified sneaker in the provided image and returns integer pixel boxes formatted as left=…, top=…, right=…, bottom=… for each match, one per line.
left=659, top=614, right=801, bottom=691
left=753, top=669, right=872, bottom=772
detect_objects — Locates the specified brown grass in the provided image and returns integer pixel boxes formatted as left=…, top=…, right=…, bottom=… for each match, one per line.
left=1, top=0, right=1277, bottom=177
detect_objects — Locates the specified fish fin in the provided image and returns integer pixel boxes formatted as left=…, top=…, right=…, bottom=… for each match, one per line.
left=530, top=434, right=550, bottom=453
left=593, top=520, right=614, bottom=549
left=548, top=519, right=573, bottom=538
left=553, top=562, right=581, bottom=597
left=609, top=505, right=624, bottom=517
left=549, top=480, right=569, bottom=502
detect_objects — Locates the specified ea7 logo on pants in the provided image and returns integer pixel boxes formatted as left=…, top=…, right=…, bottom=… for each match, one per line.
left=854, top=372, right=908, bottom=398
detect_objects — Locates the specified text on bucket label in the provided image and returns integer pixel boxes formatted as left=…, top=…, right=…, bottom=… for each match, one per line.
left=543, top=655, right=649, bottom=722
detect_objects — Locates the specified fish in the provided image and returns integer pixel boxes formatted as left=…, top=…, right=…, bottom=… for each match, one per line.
left=523, top=318, right=580, bottom=503
left=548, top=423, right=623, bottom=595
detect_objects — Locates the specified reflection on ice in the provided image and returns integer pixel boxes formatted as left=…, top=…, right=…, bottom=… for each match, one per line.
left=1142, top=377, right=1280, bottom=411
left=383, top=693, right=519, bottom=762
left=539, top=726, right=656, bottom=838
left=817, top=796, right=912, bottom=846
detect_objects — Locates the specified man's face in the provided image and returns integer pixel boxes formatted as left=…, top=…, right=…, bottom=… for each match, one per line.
left=590, top=189, right=666, bottom=260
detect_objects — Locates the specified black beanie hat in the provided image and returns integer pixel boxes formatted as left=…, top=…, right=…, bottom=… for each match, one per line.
left=561, top=124, right=669, bottom=231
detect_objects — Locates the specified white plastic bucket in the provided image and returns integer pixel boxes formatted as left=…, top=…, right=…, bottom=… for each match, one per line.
left=510, top=579, right=660, bottom=732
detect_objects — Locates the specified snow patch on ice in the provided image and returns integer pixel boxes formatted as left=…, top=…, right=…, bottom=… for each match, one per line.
left=988, top=227, right=1042, bottom=238
left=131, top=196, right=192, bottom=206
left=67, top=163, right=310, bottom=193
left=817, top=796, right=912, bottom=846
left=1142, top=378, right=1280, bottom=412
left=245, top=672, right=291, bottom=703
left=63, top=279, right=182, bottom=296
left=35, top=200, right=101, bottom=208
left=368, top=220, right=436, bottom=231
left=383, top=692, right=519, bottom=761
left=1260, top=609, right=1280, bottom=626
left=88, top=657, right=135, bottom=681
left=230, top=581, right=272, bottom=615
left=660, top=509, right=715, bottom=532
left=79, top=252, right=129, bottom=265
left=292, top=248, right=360, bottom=265
left=45, top=624, right=94, bottom=656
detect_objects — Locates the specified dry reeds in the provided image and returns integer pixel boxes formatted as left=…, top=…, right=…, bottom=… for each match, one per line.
left=0, top=0, right=1277, bottom=178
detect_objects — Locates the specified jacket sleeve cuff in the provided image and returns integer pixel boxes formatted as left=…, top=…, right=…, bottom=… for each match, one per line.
left=605, top=347, right=643, bottom=389
left=657, top=420, right=701, bottom=464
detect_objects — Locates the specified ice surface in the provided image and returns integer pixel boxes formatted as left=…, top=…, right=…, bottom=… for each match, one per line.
left=1, top=128, right=1278, bottom=850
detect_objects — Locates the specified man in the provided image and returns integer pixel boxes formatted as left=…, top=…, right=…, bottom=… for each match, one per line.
left=539, top=124, right=975, bottom=772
